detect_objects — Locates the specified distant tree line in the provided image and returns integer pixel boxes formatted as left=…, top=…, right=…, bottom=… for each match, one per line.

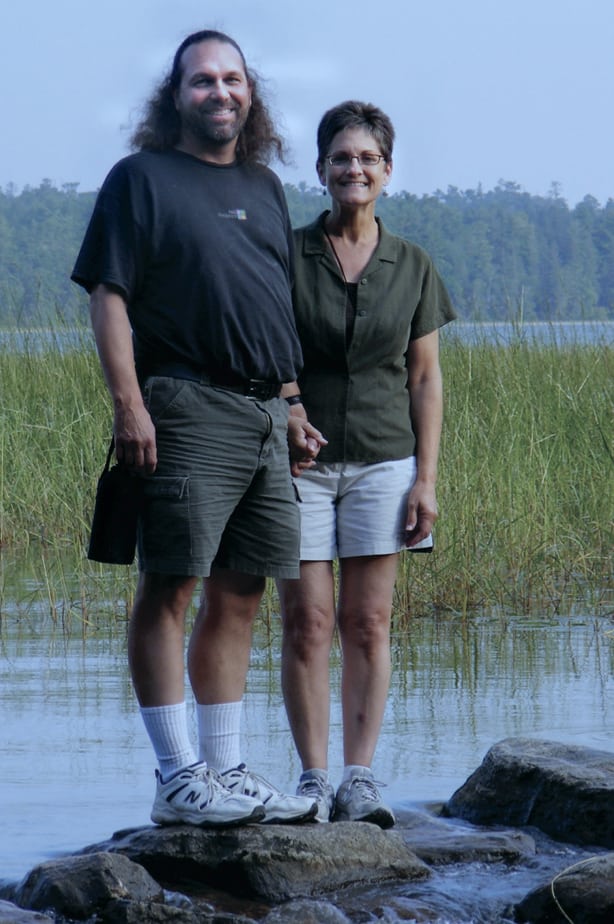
left=1, top=178, right=613, bottom=324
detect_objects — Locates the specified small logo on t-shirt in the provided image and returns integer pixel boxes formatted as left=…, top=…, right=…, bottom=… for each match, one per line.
left=218, top=209, right=247, bottom=220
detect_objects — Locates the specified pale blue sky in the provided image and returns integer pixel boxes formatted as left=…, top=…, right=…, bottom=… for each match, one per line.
left=1, top=0, right=611, bottom=205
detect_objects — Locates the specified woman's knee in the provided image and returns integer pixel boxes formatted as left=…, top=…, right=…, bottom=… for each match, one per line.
left=283, top=602, right=334, bottom=655
left=338, top=606, right=390, bottom=653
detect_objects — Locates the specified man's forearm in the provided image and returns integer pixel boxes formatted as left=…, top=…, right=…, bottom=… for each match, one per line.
left=90, top=284, right=142, bottom=409
left=90, top=284, right=157, bottom=471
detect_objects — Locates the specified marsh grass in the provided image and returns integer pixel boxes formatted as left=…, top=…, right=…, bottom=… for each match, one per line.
left=0, top=326, right=612, bottom=625
left=394, top=333, right=613, bottom=620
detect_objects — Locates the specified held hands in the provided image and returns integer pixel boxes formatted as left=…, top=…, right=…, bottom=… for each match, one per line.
left=113, top=403, right=157, bottom=474
left=287, top=412, right=327, bottom=478
left=405, top=480, right=438, bottom=548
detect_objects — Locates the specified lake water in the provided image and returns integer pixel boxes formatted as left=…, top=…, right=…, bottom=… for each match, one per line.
left=1, top=593, right=613, bottom=896
left=444, top=319, right=614, bottom=347
left=1, top=320, right=613, bottom=353
left=1, top=324, right=612, bottom=917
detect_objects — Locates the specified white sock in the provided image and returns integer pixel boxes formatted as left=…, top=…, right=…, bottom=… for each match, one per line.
left=140, top=702, right=196, bottom=779
left=343, top=764, right=372, bottom=781
left=196, top=701, right=242, bottom=772
left=300, top=768, right=329, bottom=782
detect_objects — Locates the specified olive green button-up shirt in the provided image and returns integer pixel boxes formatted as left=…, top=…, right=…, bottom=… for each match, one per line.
left=293, top=212, right=456, bottom=463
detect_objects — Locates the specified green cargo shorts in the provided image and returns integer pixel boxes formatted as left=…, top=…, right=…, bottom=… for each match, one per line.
left=137, top=376, right=300, bottom=578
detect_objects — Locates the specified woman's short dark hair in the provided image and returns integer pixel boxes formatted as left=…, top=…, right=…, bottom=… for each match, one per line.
left=130, top=29, right=287, bottom=165
left=316, top=100, right=395, bottom=164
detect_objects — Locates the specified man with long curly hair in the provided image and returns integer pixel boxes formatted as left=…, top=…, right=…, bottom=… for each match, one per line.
left=72, top=30, right=323, bottom=828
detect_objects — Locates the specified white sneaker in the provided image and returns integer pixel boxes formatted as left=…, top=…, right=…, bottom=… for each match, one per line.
left=333, top=769, right=395, bottom=828
left=221, top=763, right=318, bottom=824
left=297, top=772, right=335, bottom=823
left=151, top=762, right=265, bottom=827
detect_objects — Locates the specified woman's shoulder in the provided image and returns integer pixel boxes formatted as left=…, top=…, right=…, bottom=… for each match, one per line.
left=292, top=211, right=328, bottom=250
left=376, top=219, right=433, bottom=267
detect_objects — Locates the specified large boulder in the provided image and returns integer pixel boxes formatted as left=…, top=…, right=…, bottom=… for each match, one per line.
left=13, top=852, right=163, bottom=920
left=515, top=852, right=614, bottom=924
left=85, top=820, right=429, bottom=902
left=444, top=738, right=614, bottom=847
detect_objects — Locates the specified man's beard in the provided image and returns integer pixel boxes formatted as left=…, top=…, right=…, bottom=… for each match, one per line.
left=182, top=105, right=249, bottom=147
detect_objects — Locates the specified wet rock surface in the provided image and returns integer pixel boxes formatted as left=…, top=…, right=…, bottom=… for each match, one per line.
left=0, top=900, right=54, bottom=923
left=445, top=736, right=614, bottom=847
left=515, top=852, right=614, bottom=924
left=12, top=852, right=163, bottom=919
left=81, top=819, right=428, bottom=902
left=1, top=739, right=613, bottom=923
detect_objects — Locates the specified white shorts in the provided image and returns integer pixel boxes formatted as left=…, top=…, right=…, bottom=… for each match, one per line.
left=294, top=457, right=417, bottom=560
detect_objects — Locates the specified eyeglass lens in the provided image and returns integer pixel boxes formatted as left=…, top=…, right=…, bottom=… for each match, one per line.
left=328, top=154, right=383, bottom=166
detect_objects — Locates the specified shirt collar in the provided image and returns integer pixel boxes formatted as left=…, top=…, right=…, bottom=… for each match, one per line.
left=302, top=211, right=397, bottom=265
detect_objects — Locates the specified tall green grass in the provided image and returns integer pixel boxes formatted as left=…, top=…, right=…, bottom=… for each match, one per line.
left=395, top=333, right=613, bottom=617
left=0, top=328, right=108, bottom=549
left=0, top=326, right=612, bottom=621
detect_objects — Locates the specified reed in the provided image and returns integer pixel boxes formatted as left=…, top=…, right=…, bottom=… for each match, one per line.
left=395, top=332, right=613, bottom=619
left=0, top=326, right=612, bottom=622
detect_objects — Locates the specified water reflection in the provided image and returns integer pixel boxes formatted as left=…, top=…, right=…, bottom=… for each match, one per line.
left=1, top=605, right=612, bottom=887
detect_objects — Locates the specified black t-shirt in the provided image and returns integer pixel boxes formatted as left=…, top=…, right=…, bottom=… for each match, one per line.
left=72, top=149, right=302, bottom=382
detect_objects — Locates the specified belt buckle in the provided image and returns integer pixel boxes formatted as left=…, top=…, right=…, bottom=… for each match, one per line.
left=246, top=379, right=277, bottom=400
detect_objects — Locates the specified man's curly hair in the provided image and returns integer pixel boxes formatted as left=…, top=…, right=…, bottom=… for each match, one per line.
left=130, top=30, right=287, bottom=166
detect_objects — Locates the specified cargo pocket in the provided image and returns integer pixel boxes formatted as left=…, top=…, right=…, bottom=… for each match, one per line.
left=140, top=475, right=191, bottom=561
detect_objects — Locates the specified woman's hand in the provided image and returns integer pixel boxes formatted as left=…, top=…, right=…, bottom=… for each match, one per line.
left=404, top=479, right=438, bottom=547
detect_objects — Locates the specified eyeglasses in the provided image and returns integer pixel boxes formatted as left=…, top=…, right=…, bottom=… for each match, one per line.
left=326, top=153, right=386, bottom=168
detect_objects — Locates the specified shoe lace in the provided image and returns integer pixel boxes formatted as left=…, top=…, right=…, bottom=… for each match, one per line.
left=349, top=775, right=384, bottom=802
left=226, top=764, right=278, bottom=801
left=190, top=764, right=226, bottom=799
left=300, top=776, right=330, bottom=800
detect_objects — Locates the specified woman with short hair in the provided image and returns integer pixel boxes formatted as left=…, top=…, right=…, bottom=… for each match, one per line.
left=279, top=100, right=456, bottom=827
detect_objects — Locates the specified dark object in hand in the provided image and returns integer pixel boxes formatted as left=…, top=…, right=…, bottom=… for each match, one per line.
left=406, top=531, right=434, bottom=553
left=88, top=441, right=141, bottom=565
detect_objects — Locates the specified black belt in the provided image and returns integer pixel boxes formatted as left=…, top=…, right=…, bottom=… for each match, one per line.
left=149, top=363, right=282, bottom=401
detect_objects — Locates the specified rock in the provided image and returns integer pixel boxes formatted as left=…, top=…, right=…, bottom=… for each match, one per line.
left=84, top=821, right=429, bottom=902
left=515, top=851, right=614, bottom=924
left=97, top=898, right=257, bottom=922
left=396, top=806, right=536, bottom=865
left=11, top=739, right=614, bottom=923
left=444, top=737, right=614, bottom=847
left=262, top=898, right=352, bottom=922
left=0, top=901, right=53, bottom=923
left=14, top=851, right=163, bottom=919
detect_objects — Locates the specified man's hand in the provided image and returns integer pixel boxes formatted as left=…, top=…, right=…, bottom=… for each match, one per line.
left=114, top=403, right=157, bottom=473
left=287, top=414, right=327, bottom=478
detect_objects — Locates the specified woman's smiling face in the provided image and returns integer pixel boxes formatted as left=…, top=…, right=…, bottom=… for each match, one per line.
left=318, top=127, right=392, bottom=206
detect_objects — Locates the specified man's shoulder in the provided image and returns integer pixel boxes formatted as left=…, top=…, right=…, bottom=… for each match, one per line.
left=240, top=161, right=285, bottom=194
left=99, top=150, right=175, bottom=193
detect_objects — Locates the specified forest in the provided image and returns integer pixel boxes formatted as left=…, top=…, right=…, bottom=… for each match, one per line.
left=0, top=178, right=613, bottom=324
